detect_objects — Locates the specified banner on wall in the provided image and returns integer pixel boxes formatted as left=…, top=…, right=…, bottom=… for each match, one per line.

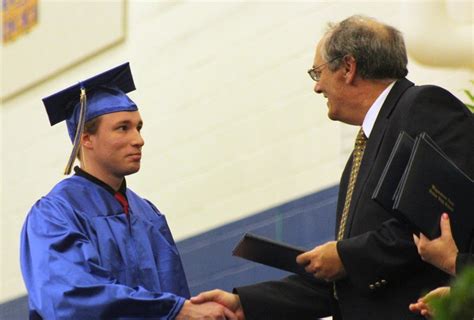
left=1, top=0, right=126, bottom=102
left=2, top=0, right=39, bottom=44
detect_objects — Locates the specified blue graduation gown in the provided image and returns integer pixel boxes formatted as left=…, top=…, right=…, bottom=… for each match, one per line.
left=20, top=175, right=190, bottom=319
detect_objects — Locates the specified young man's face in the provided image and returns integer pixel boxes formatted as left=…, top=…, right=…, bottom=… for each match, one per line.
left=87, top=111, right=144, bottom=180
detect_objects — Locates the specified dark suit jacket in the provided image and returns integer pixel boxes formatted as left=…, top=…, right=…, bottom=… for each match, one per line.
left=235, top=79, right=474, bottom=320
left=456, top=253, right=473, bottom=274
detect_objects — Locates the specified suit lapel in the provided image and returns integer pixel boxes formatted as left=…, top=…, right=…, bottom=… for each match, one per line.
left=341, top=78, right=414, bottom=238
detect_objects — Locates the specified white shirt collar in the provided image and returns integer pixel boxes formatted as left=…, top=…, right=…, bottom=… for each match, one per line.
left=362, top=81, right=395, bottom=138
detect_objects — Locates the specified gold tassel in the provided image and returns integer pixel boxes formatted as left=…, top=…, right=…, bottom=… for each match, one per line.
left=64, top=86, right=87, bottom=175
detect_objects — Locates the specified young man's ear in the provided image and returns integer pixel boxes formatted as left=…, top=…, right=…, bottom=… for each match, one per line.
left=81, top=133, right=93, bottom=150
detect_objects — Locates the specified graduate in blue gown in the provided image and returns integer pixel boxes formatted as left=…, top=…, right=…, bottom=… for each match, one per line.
left=20, top=63, right=237, bottom=320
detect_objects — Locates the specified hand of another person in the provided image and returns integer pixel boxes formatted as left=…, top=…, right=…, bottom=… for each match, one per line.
left=413, top=213, right=458, bottom=275
left=191, top=289, right=245, bottom=320
left=176, top=299, right=238, bottom=320
left=296, top=241, right=346, bottom=281
left=409, top=286, right=450, bottom=318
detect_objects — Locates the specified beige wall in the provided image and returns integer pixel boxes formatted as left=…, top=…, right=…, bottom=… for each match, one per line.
left=1, top=0, right=472, bottom=303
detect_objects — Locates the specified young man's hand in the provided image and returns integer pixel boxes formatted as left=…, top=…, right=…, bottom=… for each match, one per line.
left=191, top=289, right=245, bottom=320
left=176, top=299, right=238, bottom=320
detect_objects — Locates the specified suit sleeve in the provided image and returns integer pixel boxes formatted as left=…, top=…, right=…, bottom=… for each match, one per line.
left=456, top=253, right=474, bottom=275
left=337, top=85, right=474, bottom=292
left=234, top=275, right=336, bottom=320
left=20, top=198, right=185, bottom=320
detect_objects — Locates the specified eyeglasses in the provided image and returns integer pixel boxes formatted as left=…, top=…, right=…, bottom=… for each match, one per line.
left=307, top=56, right=343, bottom=82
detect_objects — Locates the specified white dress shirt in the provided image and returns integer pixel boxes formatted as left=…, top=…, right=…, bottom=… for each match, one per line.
left=362, top=81, right=395, bottom=138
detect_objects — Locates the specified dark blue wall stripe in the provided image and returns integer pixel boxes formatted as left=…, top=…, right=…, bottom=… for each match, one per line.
left=0, top=185, right=338, bottom=319
left=177, top=185, right=338, bottom=295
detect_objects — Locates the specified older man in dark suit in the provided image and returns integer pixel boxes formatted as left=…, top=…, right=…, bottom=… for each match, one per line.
left=191, top=15, right=474, bottom=320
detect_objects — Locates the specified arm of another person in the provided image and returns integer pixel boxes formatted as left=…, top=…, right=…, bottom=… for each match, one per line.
left=409, top=212, right=469, bottom=318
left=413, top=213, right=459, bottom=275
left=409, top=286, right=450, bottom=318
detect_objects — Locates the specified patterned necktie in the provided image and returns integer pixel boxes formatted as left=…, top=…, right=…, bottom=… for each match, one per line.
left=337, top=128, right=367, bottom=240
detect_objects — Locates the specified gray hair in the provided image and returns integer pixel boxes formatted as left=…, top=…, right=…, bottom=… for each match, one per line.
left=322, top=15, right=408, bottom=80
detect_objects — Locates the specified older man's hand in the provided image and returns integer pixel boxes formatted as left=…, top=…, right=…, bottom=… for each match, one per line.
left=296, top=241, right=346, bottom=281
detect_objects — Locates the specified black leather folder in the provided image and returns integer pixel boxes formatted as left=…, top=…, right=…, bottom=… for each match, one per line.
left=232, top=233, right=311, bottom=276
left=372, top=131, right=414, bottom=212
left=392, top=133, right=474, bottom=251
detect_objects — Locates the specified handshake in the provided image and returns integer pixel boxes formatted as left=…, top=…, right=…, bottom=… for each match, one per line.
left=175, top=239, right=345, bottom=320
left=176, top=289, right=244, bottom=320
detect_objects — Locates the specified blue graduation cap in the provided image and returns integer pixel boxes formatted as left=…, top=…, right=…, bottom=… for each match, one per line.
left=42, top=62, right=138, bottom=174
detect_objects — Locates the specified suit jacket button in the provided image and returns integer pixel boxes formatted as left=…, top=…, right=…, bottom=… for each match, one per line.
left=381, top=279, right=387, bottom=285
left=375, top=281, right=381, bottom=287
left=369, top=284, right=375, bottom=290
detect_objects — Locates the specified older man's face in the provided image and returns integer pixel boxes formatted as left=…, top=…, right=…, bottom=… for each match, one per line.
left=312, top=42, right=357, bottom=125
left=313, top=44, right=344, bottom=121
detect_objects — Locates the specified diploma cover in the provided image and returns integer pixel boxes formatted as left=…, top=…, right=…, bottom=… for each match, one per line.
left=372, top=131, right=414, bottom=213
left=392, top=133, right=474, bottom=250
left=232, top=233, right=312, bottom=276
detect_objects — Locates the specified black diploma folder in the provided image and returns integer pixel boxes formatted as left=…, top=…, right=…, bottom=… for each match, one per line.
left=373, top=131, right=474, bottom=251
left=372, top=131, right=415, bottom=212
left=232, top=233, right=311, bottom=276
